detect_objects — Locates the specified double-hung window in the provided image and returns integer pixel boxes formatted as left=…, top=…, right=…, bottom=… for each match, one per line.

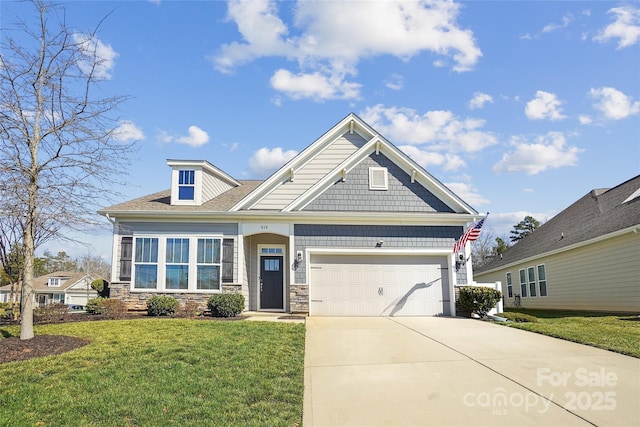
left=178, top=170, right=195, bottom=201
left=197, top=238, right=221, bottom=290
left=537, top=265, right=547, bottom=296
left=506, top=272, right=513, bottom=298
left=166, top=238, right=189, bottom=289
left=528, top=267, right=537, bottom=297
left=519, top=269, right=528, bottom=297
left=134, top=237, right=158, bottom=289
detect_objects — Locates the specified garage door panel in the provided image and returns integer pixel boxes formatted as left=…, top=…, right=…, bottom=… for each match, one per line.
left=310, top=254, right=449, bottom=316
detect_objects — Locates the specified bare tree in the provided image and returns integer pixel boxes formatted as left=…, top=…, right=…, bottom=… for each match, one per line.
left=471, top=231, right=511, bottom=269
left=76, top=253, right=111, bottom=281
left=0, top=1, right=135, bottom=339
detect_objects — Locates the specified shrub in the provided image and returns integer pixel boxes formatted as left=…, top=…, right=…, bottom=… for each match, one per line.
left=207, top=294, right=245, bottom=317
left=34, top=303, right=69, bottom=323
left=499, top=312, right=538, bottom=323
left=100, top=298, right=128, bottom=320
left=458, top=286, right=502, bottom=318
left=86, top=297, right=105, bottom=314
left=146, top=295, right=179, bottom=317
left=178, top=300, right=202, bottom=318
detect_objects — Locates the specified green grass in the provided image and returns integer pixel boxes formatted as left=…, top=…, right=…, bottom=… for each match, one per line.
left=503, top=308, right=640, bottom=358
left=0, top=318, right=305, bottom=426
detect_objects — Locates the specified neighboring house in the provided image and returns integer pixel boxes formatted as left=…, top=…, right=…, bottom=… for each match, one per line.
left=99, top=113, right=483, bottom=316
left=475, top=175, right=640, bottom=313
left=0, top=271, right=99, bottom=307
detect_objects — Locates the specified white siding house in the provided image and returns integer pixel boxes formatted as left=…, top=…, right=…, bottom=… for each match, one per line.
left=475, top=176, right=640, bottom=313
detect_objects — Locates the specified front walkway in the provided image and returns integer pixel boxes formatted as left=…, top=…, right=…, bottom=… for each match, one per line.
left=303, top=317, right=640, bottom=426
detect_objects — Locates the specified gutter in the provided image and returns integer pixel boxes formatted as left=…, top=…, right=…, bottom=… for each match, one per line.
left=476, top=224, right=640, bottom=276
left=96, top=210, right=479, bottom=225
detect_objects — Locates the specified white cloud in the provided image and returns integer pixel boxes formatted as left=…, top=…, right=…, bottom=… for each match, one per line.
left=487, top=211, right=552, bottom=236
left=385, top=74, right=404, bottom=91
left=399, top=146, right=466, bottom=171
left=525, top=90, right=566, bottom=121
left=113, top=121, right=144, bottom=142
left=249, top=147, right=298, bottom=177
left=593, top=5, right=640, bottom=48
left=468, top=92, right=493, bottom=110
left=72, top=33, right=118, bottom=79
left=542, top=13, right=574, bottom=33
left=361, top=104, right=497, bottom=153
left=213, top=0, right=482, bottom=100
left=492, top=132, right=583, bottom=175
left=445, top=181, right=489, bottom=207
left=578, top=115, right=593, bottom=125
left=269, top=69, right=361, bottom=101
left=176, top=126, right=210, bottom=147
left=589, top=86, right=640, bottom=120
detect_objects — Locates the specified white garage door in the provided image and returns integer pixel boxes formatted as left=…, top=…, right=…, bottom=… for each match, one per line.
left=309, top=254, right=450, bottom=316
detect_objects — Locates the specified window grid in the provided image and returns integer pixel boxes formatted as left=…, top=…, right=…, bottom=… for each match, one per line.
left=506, top=272, right=513, bottom=298
left=166, top=238, right=189, bottom=290
left=528, top=267, right=537, bottom=297
left=538, top=265, right=548, bottom=296
left=197, top=238, right=221, bottom=290
left=178, top=170, right=195, bottom=200
left=519, top=269, right=527, bottom=297
left=134, top=238, right=159, bottom=289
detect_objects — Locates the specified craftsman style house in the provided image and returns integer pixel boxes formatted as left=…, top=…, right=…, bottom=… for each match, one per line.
left=0, top=271, right=99, bottom=307
left=99, top=114, right=483, bottom=316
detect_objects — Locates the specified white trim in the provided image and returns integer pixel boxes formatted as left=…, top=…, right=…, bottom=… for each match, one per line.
left=282, top=134, right=476, bottom=214
left=476, top=224, right=640, bottom=276
left=130, top=235, right=225, bottom=293
left=230, top=114, right=375, bottom=211
left=368, top=167, right=388, bottom=190
left=306, top=248, right=457, bottom=316
left=257, top=244, right=287, bottom=312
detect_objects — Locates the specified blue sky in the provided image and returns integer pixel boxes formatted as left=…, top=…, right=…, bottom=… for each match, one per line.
left=3, top=0, right=639, bottom=261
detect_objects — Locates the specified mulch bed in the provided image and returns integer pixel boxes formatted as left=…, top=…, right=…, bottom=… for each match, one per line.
left=0, top=335, right=90, bottom=364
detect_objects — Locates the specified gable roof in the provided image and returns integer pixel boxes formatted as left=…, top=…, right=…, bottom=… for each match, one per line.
left=0, top=271, right=94, bottom=292
left=100, top=113, right=478, bottom=221
left=476, top=175, right=640, bottom=274
left=231, top=113, right=476, bottom=214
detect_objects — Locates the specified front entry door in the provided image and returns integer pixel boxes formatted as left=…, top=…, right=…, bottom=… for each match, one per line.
left=260, top=256, right=284, bottom=310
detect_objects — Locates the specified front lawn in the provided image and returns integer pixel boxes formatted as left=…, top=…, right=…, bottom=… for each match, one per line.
left=503, top=308, right=640, bottom=358
left=0, top=318, right=305, bottom=426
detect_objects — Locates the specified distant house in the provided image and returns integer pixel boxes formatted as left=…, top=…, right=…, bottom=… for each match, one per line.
left=474, top=175, right=640, bottom=313
left=0, top=271, right=99, bottom=307
left=99, top=113, right=483, bottom=316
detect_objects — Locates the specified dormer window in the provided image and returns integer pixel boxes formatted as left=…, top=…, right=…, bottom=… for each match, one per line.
left=48, top=277, right=62, bottom=287
left=178, top=170, right=195, bottom=201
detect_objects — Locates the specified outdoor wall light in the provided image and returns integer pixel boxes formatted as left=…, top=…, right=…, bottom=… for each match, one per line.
left=376, top=240, right=384, bottom=247
left=296, top=251, right=303, bottom=262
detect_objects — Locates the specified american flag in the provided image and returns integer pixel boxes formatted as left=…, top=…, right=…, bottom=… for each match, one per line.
left=453, top=216, right=486, bottom=254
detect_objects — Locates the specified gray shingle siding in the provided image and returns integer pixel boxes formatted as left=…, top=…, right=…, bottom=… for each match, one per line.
left=293, top=224, right=461, bottom=283
left=304, top=153, right=454, bottom=212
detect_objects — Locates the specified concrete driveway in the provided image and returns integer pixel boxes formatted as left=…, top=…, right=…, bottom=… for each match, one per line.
left=303, top=317, right=640, bottom=427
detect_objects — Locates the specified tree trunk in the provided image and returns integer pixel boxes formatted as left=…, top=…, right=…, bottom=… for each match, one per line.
left=20, top=206, right=36, bottom=339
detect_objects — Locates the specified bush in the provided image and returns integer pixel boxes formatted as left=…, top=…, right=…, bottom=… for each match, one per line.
left=86, top=297, right=105, bottom=314
left=458, top=286, right=502, bottom=318
left=146, top=295, right=179, bottom=317
left=207, top=294, right=245, bottom=318
left=34, top=303, right=69, bottom=323
left=499, top=312, right=538, bottom=323
left=178, top=301, right=202, bottom=318
left=100, top=299, right=128, bottom=319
